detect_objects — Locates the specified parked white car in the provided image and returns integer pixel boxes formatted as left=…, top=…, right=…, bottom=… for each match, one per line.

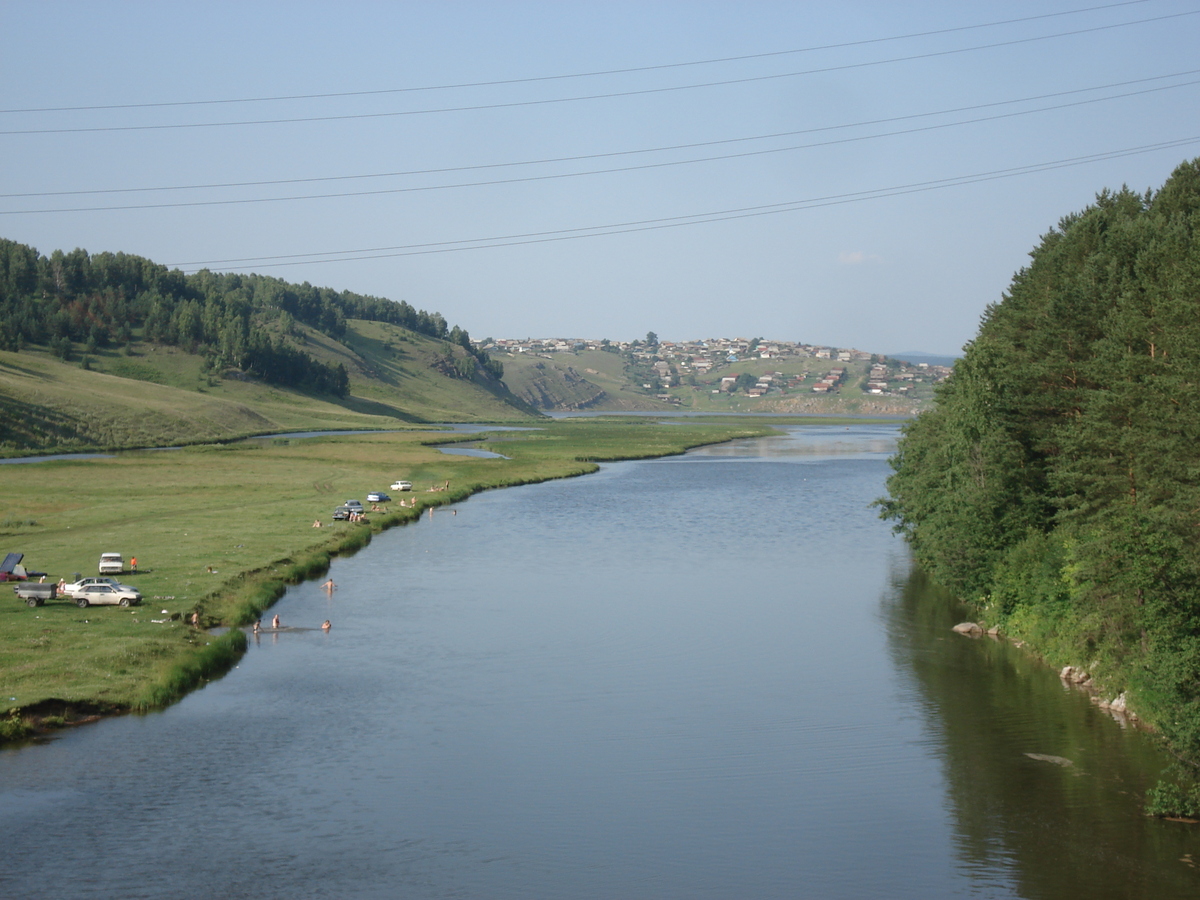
left=63, top=576, right=138, bottom=597
left=72, top=582, right=142, bottom=608
left=98, top=552, right=124, bottom=574
left=390, top=480, right=413, bottom=491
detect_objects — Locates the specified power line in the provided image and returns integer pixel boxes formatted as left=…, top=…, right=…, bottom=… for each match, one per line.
left=4, top=69, right=1196, bottom=200
left=166, top=138, right=1200, bottom=270
left=0, top=0, right=1156, bottom=114
left=5, top=77, right=1196, bottom=215
left=2, top=10, right=1195, bottom=136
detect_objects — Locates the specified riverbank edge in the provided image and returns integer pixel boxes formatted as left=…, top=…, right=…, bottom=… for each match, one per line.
left=0, top=419, right=538, bottom=461
left=951, top=598, right=1200, bottom=819
left=1, top=425, right=783, bottom=745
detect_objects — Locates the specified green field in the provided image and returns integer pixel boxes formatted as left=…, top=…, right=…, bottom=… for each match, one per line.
left=1, top=418, right=780, bottom=737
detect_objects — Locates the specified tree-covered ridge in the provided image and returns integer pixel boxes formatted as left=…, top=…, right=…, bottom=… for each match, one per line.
left=879, top=158, right=1200, bottom=768
left=0, top=241, right=501, bottom=395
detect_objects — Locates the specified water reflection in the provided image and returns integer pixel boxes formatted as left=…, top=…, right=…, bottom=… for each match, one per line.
left=437, top=444, right=510, bottom=458
left=883, top=566, right=1199, bottom=897
left=2, top=425, right=1195, bottom=898
left=683, top=424, right=898, bottom=460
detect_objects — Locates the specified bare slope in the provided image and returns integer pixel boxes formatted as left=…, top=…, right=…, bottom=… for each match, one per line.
left=501, top=350, right=676, bottom=411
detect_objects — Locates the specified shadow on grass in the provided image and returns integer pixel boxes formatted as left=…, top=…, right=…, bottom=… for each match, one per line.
left=334, top=394, right=429, bottom=422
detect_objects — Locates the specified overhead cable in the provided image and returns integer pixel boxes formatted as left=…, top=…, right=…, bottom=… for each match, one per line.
left=165, top=137, right=1200, bottom=270
left=3, top=68, right=1196, bottom=200
left=4, top=77, right=1197, bottom=216
left=1, top=10, right=1196, bottom=136
left=0, top=1, right=1157, bottom=114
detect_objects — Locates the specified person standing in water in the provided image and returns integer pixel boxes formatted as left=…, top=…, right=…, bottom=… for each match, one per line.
left=272, top=614, right=281, bottom=629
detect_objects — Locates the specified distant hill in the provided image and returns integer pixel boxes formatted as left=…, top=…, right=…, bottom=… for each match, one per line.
left=502, top=349, right=675, bottom=411
left=0, top=240, right=538, bottom=454
left=498, top=347, right=932, bottom=415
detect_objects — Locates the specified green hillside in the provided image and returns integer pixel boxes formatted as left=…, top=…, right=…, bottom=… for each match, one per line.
left=501, top=349, right=671, bottom=411
left=0, top=239, right=538, bottom=455
left=0, top=323, right=536, bottom=456
left=500, top=348, right=924, bottom=415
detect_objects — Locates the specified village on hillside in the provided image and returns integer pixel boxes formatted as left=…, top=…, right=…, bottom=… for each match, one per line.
left=475, top=336, right=953, bottom=402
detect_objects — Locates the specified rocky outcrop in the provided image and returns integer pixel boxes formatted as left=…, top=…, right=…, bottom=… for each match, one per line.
left=1060, top=665, right=1093, bottom=689
left=1059, top=667, right=1140, bottom=726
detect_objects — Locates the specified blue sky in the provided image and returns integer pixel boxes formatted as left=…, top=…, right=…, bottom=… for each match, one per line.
left=3, top=1, right=1198, bottom=356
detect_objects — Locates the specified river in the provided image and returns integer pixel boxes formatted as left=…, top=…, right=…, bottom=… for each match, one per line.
left=1, top=424, right=1195, bottom=898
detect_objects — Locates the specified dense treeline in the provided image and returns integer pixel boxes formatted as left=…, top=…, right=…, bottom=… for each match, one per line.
left=0, top=241, right=501, bottom=394
left=879, top=159, right=1200, bottom=780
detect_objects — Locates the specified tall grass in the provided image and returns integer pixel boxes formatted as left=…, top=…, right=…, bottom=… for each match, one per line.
left=133, top=629, right=248, bottom=710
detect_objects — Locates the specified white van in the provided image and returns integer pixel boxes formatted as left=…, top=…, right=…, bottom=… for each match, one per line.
left=98, top=552, right=124, bottom=575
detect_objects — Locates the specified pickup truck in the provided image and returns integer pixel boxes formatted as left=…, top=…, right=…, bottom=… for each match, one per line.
left=13, top=583, right=57, bottom=607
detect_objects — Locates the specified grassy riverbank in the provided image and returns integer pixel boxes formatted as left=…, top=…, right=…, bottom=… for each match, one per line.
left=3, top=417, right=810, bottom=740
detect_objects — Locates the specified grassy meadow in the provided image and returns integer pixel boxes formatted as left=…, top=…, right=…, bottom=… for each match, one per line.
left=0, top=322, right=536, bottom=457
left=1, top=418, right=779, bottom=737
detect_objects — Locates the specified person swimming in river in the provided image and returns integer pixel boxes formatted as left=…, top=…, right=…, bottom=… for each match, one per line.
left=321, top=620, right=332, bottom=632
left=272, top=614, right=281, bottom=629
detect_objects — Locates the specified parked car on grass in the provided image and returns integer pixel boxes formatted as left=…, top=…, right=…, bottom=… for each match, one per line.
left=72, top=583, right=142, bottom=607
left=390, top=480, right=413, bottom=491
left=63, top=576, right=139, bottom=597
left=98, top=552, right=124, bottom=574
left=366, top=492, right=391, bottom=503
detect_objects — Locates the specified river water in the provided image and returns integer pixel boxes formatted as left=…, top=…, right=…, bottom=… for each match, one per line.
left=2, top=425, right=1196, bottom=898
